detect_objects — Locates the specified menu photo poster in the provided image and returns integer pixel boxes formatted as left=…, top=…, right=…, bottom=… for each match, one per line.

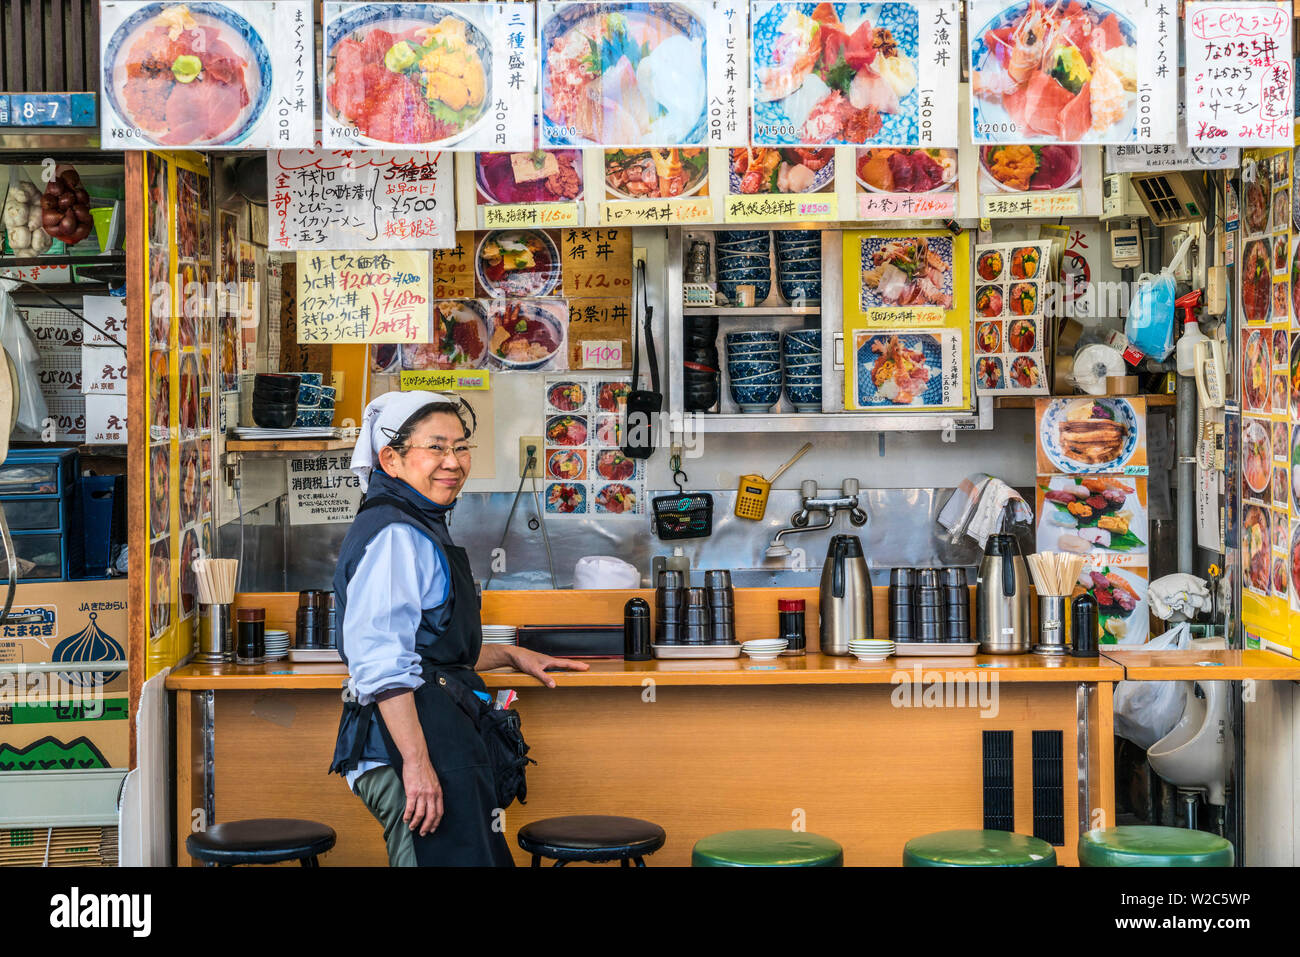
left=968, top=0, right=1178, bottom=145
left=322, top=2, right=536, bottom=151
left=1185, top=1, right=1293, bottom=148
left=541, top=375, right=644, bottom=517
left=539, top=0, right=747, bottom=149
left=268, top=149, right=454, bottom=251
left=972, top=240, right=1051, bottom=395
left=100, top=0, right=315, bottom=149
left=841, top=228, right=970, bottom=412
left=749, top=0, right=959, bottom=149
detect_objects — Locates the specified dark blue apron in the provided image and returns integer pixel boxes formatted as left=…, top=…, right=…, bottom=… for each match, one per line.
left=330, top=479, right=513, bottom=867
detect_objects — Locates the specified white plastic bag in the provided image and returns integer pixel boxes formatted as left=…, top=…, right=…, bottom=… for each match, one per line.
left=1113, top=622, right=1192, bottom=749
left=0, top=279, right=48, bottom=434
left=573, top=555, right=641, bottom=589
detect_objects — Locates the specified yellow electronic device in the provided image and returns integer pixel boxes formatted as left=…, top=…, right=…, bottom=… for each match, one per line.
left=734, top=442, right=813, bottom=521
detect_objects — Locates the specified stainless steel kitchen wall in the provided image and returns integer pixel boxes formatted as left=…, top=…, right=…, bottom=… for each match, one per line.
left=221, top=486, right=1035, bottom=592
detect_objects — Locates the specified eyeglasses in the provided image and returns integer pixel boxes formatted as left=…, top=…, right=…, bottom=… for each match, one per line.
left=401, top=442, right=476, bottom=460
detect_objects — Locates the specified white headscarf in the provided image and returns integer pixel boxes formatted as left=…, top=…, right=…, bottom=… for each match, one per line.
left=351, top=390, right=459, bottom=492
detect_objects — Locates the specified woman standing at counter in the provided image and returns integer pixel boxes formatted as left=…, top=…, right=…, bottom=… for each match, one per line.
left=329, top=391, right=587, bottom=866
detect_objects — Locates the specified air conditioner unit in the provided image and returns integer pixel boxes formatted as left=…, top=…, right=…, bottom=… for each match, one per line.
left=1129, top=171, right=1210, bottom=226
left=1100, top=173, right=1146, bottom=221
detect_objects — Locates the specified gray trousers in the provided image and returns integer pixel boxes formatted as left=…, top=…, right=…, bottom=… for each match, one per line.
left=354, top=766, right=417, bottom=867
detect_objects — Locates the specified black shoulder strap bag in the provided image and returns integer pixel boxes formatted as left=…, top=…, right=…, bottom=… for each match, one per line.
left=621, top=259, right=662, bottom=460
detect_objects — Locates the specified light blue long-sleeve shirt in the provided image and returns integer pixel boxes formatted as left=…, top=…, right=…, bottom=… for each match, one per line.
left=342, top=523, right=450, bottom=791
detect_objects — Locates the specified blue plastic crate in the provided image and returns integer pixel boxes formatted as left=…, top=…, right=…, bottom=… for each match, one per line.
left=77, top=475, right=123, bottom=579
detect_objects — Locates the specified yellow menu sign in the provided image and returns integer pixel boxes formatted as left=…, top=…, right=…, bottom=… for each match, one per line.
left=432, top=232, right=476, bottom=300
left=400, top=370, right=491, bottom=390
left=980, top=191, right=1082, bottom=218
left=484, top=202, right=580, bottom=229
left=297, top=250, right=431, bottom=344
left=600, top=198, right=713, bottom=225
left=724, top=193, right=838, bottom=222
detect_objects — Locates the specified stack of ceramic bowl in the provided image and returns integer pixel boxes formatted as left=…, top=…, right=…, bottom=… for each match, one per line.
left=264, top=628, right=290, bottom=662
left=726, top=331, right=782, bottom=413
left=848, top=638, right=895, bottom=662
left=740, top=638, right=788, bottom=660
left=481, top=625, right=518, bottom=646
left=714, top=230, right=772, bottom=305
left=775, top=230, right=822, bottom=305
left=782, top=329, right=822, bottom=412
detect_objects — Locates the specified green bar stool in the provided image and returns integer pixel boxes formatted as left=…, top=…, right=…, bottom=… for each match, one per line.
left=692, top=829, right=843, bottom=867
left=1078, top=826, right=1234, bottom=867
left=903, top=829, right=1057, bottom=867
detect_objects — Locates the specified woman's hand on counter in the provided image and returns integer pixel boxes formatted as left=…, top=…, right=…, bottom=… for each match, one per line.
left=483, top=644, right=589, bottom=687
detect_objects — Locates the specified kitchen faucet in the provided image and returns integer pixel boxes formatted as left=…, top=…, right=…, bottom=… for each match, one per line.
left=765, top=479, right=868, bottom=558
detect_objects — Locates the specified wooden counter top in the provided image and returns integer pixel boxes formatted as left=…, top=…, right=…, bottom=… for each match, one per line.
left=166, top=651, right=1121, bottom=691
left=1100, top=647, right=1300, bottom=681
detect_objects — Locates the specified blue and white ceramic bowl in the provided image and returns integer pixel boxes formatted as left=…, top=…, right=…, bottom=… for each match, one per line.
left=784, top=361, right=821, bottom=374
left=297, top=372, right=323, bottom=387
left=716, top=251, right=771, bottom=268
left=728, top=361, right=781, bottom=380
left=785, top=330, right=821, bottom=349
left=780, top=282, right=822, bottom=304
left=730, top=384, right=781, bottom=412
left=726, top=331, right=780, bottom=345
left=776, top=230, right=820, bottom=244
left=298, top=383, right=322, bottom=406
left=717, top=230, right=769, bottom=243
left=717, top=265, right=772, bottom=281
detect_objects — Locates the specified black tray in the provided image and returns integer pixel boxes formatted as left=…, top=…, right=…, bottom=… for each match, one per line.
left=516, top=625, right=624, bottom=658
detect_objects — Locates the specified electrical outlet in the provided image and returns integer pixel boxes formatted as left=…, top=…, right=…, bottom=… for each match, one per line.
left=519, top=436, right=542, bottom=478
left=633, top=246, right=647, bottom=269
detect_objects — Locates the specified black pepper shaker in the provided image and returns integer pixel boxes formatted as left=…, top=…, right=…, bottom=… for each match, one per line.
left=624, top=597, right=652, bottom=660
left=1069, top=590, right=1099, bottom=658
left=778, top=599, right=806, bottom=656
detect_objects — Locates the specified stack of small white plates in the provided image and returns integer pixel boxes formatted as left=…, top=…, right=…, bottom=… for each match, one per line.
left=264, top=629, right=290, bottom=662
left=848, top=638, right=894, bottom=662
left=481, top=625, right=517, bottom=645
left=740, top=638, right=788, bottom=660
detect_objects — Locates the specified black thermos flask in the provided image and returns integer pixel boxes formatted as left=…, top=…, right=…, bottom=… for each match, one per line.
left=624, top=597, right=652, bottom=660
left=1069, top=591, right=1100, bottom=658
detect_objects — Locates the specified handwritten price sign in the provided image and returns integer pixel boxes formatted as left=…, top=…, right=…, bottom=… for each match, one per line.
left=483, top=202, right=580, bottom=229
left=600, top=198, right=714, bottom=225
left=296, top=250, right=431, bottom=344
left=857, top=192, right=954, bottom=221
left=1185, top=1, right=1293, bottom=146
left=581, top=340, right=624, bottom=369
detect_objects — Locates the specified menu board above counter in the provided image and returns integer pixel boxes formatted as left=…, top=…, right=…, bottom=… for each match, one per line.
left=968, top=0, right=1178, bottom=145
left=538, top=0, right=748, bottom=148
left=751, top=0, right=960, bottom=149
left=100, top=0, right=316, bottom=149
left=269, top=150, right=454, bottom=251
left=322, top=1, right=537, bottom=151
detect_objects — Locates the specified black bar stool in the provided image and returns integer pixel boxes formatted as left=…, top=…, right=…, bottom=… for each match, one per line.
left=517, top=815, right=666, bottom=867
left=186, top=819, right=337, bottom=867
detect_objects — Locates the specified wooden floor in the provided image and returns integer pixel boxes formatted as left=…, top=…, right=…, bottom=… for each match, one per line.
left=198, top=680, right=1100, bottom=866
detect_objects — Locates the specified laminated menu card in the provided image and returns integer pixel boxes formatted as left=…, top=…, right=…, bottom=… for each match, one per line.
left=100, top=0, right=316, bottom=149
left=541, top=376, right=644, bottom=517
left=841, top=228, right=971, bottom=412
left=539, top=0, right=748, bottom=148
left=750, top=0, right=960, bottom=149
left=967, top=0, right=1178, bottom=145
left=323, top=2, right=536, bottom=151
left=972, top=240, right=1051, bottom=395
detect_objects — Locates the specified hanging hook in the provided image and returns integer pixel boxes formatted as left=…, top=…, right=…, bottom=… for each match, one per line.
left=673, top=468, right=687, bottom=494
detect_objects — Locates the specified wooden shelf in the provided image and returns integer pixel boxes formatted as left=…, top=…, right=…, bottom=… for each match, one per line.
left=226, top=438, right=354, bottom=453
left=683, top=305, right=820, bottom=315
left=995, top=394, right=1176, bottom=409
